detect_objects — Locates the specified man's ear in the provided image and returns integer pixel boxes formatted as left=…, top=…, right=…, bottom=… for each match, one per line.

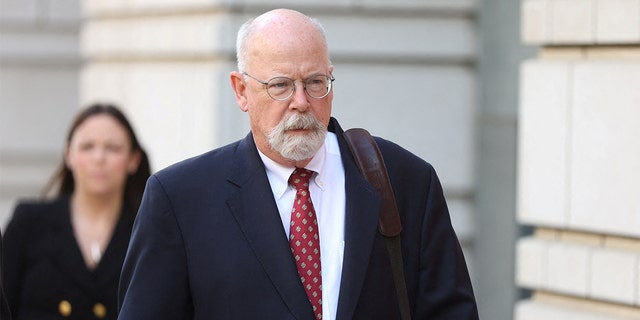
left=230, top=71, right=249, bottom=112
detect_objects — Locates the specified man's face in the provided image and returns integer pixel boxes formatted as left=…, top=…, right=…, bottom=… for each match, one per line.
left=231, top=24, right=334, bottom=166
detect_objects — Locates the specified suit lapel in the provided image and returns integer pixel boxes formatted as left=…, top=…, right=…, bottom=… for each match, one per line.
left=225, top=121, right=383, bottom=320
left=225, top=134, right=315, bottom=320
left=332, top=120, right=383, bottom=320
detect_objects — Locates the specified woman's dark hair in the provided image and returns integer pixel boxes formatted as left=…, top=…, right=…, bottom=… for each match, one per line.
left=42, top=103, right=151, bottom=214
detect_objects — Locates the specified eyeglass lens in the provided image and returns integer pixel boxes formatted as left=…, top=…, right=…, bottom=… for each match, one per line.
left=267, top=75, right=332, bottom=100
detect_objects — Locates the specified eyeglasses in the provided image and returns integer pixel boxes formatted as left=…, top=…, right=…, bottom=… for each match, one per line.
left=242, top=72, right=335, bottom=101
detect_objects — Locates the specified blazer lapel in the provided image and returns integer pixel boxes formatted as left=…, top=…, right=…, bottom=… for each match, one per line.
left=225, top=134, right=315, bottom=320
left=49, top=201, right=95, bottom=293
left=94, top=210, right=135, bottom=287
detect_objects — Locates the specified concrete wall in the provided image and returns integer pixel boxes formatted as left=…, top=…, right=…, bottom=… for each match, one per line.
left=516, top=0, right=640, bottom=318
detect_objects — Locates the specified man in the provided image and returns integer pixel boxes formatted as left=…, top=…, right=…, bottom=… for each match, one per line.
left=118, top=8, right=478, bottom=320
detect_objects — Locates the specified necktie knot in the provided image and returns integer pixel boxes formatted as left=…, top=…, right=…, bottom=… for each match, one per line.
left=289, top=168, right=314, bottom=191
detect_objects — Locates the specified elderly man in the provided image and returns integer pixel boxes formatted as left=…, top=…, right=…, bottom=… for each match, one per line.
left=118, top=8, right=478, bottom=320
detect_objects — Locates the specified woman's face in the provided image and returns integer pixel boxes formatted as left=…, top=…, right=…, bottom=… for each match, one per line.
left=65, top=114, right=140, bottom=198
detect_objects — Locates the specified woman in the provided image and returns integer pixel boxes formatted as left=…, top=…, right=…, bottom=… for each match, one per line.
left=2, top=104, right=151, bottom=320
left=1, top=230, right=11, bottom=320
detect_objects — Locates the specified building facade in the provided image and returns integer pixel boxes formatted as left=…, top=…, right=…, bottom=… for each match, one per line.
left=516, top=0, right=640, bottom=319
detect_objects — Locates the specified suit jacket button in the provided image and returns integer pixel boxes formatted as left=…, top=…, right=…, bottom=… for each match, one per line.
left=93, top=302, right=107, bottom=318
left=58, top=300, right=72, bottom=317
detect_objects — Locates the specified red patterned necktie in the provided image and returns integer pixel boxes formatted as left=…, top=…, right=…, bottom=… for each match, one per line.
left=289, top=168, right=322, bottom=319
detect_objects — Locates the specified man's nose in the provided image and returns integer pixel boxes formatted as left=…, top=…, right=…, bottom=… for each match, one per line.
left=289, top=81, right=310, bottom=111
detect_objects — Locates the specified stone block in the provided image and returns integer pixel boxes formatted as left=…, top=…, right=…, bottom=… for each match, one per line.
left=517, top=61, right=571, bottom=228
left=590, top=248, right=637, bottom=305
left=0, top=0, right=39, bottom=24
left=521, top=0, right=549, bottom=44
left=546, top=242, right=590, bottom=296
left=515, top=299, right=632, bottom=320
left=595, top=0, right=640, bottom=43
left=569, top=62, right=640, bottom=237
left=551, top=0, right=594, bottom=44
left=82, top=14, right=230, bottom=58
left=516, top=237, right=547, bottom=289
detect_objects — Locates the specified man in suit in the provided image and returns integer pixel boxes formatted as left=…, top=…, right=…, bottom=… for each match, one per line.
left=118, top=8, right=478, bottom=320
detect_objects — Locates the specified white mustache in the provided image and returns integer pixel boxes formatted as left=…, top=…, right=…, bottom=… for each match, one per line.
left=282, top=113, right=323, bottom=131
left=266, top=112, right=327, bottom=161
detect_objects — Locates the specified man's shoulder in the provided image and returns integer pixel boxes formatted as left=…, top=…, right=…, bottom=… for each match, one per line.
left=372, top=136, right=433, bottom=171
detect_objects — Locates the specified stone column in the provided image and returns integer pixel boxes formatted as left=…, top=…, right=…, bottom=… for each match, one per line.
left=0, top=0, right=81, bottom=225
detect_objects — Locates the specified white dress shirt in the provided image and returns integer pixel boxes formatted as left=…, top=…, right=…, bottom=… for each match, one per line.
left=258, top=132, right=346, bottom=320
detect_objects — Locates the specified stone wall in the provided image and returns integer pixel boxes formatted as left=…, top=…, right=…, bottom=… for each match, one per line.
left=516, top=0, right=640, bottom=318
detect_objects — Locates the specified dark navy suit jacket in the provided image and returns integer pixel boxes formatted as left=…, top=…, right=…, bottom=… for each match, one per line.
left=118, top=118, right=478, bottom=320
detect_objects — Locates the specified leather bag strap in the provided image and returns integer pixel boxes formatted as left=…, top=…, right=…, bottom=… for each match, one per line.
left=343, top=128, right=412, bottom=320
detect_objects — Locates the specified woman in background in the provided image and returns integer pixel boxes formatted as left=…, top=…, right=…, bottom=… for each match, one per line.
left=1, top=229, right=11, bottom=320
left=2, top=104, right=151, bottom=320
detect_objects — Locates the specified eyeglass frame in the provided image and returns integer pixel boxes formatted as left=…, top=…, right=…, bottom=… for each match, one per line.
left=242, top=72, right=335, bottom=101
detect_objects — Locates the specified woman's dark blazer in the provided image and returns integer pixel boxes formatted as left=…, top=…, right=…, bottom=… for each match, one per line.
left=1, top=229, right=11, bottom=320
left=1, top=196, right=135, bottom=320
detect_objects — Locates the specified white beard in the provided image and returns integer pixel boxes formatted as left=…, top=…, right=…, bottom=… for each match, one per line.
left=266, top=113, right=327, bottom=161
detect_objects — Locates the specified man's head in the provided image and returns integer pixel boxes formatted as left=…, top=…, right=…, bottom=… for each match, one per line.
left=230, top=9, right=334, bottom=168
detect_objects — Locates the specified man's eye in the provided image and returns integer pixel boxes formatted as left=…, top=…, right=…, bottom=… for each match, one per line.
left=269, top=80, right=290, bottom=89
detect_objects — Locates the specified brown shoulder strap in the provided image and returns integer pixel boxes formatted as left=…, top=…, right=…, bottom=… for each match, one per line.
left=343, top=128, right=412, bottom=320
left=343, top=128, right=402, bottom=237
